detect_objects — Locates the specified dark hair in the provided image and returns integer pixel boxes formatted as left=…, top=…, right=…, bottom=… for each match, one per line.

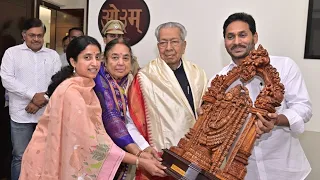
left=68, top=27, right=84, bottom=36
left=22, top=18, right=46, bottom=33
left=104, top=38, right=133, bottom=63
left=62, top=35, right=69, bottom=42
left=46, top=36, right=101, bottom=97
left=223, top=12, right=256, bottom=38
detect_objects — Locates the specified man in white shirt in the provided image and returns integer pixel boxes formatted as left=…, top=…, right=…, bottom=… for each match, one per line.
left=60, top=27, right=84, bottom=67
left=59, top=35, right=69, bottom=67
left=0, top=18, right=61, bottom=180
left=209, top=12, right=312, bottom=180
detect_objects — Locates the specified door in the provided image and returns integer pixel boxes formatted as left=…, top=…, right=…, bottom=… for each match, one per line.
left=0, top=0, right=35, bottom=178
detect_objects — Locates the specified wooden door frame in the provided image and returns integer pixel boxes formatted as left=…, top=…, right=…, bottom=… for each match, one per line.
left=35, top=0, right=61, bottom=17
left=86, top=0, right=89, bottom=35
left=36, top=0, right=60, bottom=49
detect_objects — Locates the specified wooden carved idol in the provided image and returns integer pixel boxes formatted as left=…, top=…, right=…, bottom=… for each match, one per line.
left=162, top=45, right=285, bottom=180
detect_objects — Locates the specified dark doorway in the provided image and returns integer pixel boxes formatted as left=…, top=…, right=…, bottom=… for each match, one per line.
left=0, top=0, right=35, bottom=179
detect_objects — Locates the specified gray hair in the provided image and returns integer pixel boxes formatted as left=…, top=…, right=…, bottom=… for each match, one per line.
left=155, top=22, right=187, bottom=41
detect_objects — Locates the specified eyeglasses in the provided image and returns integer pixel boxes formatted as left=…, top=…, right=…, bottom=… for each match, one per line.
left=26, top=33, right=44, bottom=40
left=158, top=39, right=181, bottom=48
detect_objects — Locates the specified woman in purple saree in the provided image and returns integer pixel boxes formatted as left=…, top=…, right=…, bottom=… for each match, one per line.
left=94, top=39, right=164, bottom=179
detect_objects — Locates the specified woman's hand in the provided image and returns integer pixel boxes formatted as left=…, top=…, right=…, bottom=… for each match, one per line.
left=143, top=146, right=162, bottom=161
left=139, top=151, right=154, bottom=160
left=138, top=158, right=167, bottom=177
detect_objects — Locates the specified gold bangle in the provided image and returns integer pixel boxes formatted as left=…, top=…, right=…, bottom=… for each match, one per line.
left=135, top=157, right=139, bottom=170
left=138, top=151, right=144, bottom=158
left=136, top=150, right=143, bottom=157
left=135, top=150, right=142, bottom=156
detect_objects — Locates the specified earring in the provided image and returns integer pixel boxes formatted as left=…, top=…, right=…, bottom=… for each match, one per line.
left=73, top=67, right=76, bottom=74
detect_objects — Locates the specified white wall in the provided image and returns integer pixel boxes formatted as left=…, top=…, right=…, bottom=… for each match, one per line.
left=88, top=0, right=320, bottom=132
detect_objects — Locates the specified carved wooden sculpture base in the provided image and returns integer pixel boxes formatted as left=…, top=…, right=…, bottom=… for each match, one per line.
left=162, top=45, right=285, bottom=180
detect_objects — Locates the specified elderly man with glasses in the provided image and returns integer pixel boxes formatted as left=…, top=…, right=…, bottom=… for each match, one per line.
left=127, top=22, right=207, bottom=179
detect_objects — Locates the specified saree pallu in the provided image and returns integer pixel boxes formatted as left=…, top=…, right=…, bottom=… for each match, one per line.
left=20, top=77, right=125, bottom=180
left=94, top=66, right=136, bottom=180
left=94, top=66, right=135, bottom=149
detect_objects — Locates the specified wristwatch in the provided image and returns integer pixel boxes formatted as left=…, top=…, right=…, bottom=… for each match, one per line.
left=44, top=93, right=50, bottom=101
